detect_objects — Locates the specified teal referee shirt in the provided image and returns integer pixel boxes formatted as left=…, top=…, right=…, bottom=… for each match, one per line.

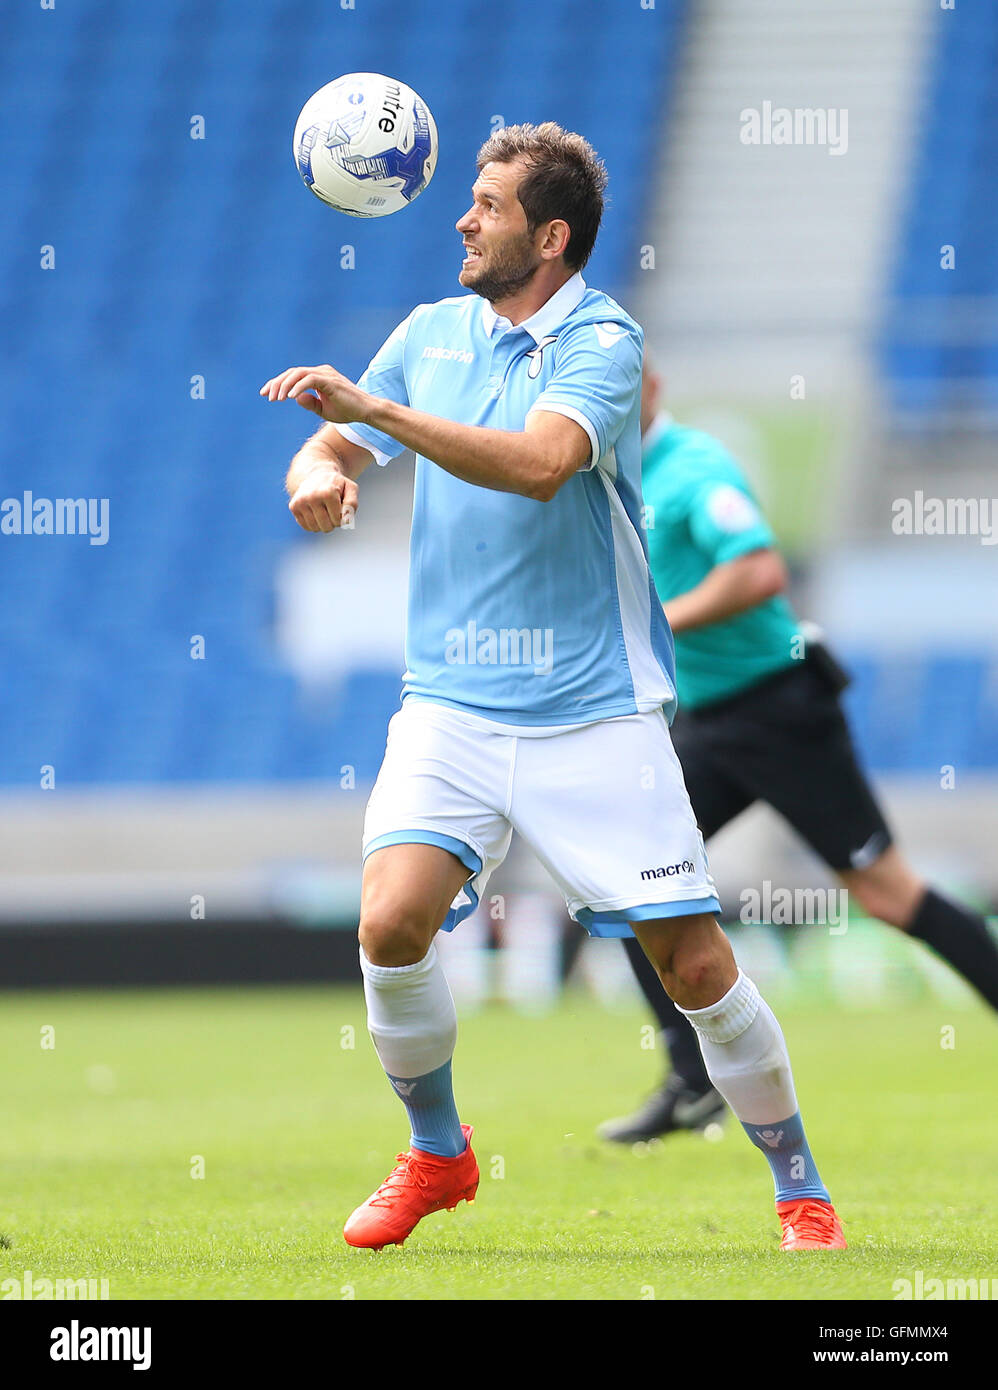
left=641, top=413, right=800, bottom=710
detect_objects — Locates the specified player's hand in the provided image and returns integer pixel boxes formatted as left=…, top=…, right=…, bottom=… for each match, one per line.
left=259, top=365, right=371, bottom=424
left=287, top=462, right=358, bottom=532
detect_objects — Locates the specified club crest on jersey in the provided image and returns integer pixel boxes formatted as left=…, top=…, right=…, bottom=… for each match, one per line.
left=526, top=335, right=558, bottom=379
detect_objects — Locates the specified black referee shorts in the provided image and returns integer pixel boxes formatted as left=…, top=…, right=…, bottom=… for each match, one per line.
left=670, top=660, right=892, bottom=873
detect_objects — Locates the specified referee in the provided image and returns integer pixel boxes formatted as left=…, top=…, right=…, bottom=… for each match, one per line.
left=599, top=359, right=998, bottom=1143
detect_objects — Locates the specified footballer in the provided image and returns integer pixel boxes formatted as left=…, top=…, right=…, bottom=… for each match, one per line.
left=262, top=124, right=845, bottom=1251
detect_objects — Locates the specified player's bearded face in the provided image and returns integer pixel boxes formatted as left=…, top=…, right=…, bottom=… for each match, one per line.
left=460, top=224, right=541, bottom=302
left=457, top=161, right=543, bottom=302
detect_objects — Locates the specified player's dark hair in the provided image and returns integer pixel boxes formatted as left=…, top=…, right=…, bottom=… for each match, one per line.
left=475, top=122, right=607, bottom=271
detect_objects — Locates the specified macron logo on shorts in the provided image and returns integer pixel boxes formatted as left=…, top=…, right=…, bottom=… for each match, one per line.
left=640, top=860, right=695, bottom=881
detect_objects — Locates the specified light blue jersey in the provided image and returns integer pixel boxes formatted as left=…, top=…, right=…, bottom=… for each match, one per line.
left=340, top=273, right=676, bottom=728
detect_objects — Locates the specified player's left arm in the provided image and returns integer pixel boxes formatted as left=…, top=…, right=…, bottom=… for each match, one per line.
left=664, top=548, right=788, bottom=633
left=260, top=364, right=589, bottom=502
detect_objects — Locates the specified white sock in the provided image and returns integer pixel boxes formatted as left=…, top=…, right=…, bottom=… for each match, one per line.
left=677, top=971, right=798, bottom=1125
left=359, top=943, right=457, bottom=1078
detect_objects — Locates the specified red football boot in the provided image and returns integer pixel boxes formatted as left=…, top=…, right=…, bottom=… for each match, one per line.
left=343, top=1124, right=479, bottom=1250
left=777, top=1197, right=847, bottom=1250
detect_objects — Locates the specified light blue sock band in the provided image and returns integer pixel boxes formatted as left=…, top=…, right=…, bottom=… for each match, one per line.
left=387, top=1059, right=465, bottom=1157
left=742, top=1110, right=830, bottom=1203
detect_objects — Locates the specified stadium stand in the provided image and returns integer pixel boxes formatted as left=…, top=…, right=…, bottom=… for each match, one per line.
left=0, top=0, right=685, bottom=787
left=880, top=2, right=998, bottom=424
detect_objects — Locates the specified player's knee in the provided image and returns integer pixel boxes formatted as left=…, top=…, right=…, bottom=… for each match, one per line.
left=669, top=931, right=734, bottom=1003
left=358, top=903, right=434, bottom=967
left=672, top=949, right=724, bottom=999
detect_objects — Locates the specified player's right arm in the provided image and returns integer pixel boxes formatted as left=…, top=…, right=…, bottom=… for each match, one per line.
left=285, top=424, right=373, bottom=532
left=274, top=308, right=420, bottom=533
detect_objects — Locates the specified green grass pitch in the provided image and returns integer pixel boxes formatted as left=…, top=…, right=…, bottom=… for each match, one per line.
left=1, top=985, right=994, bottom=1300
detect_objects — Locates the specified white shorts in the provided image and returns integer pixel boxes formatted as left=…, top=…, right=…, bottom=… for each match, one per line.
left=362, top=699, right=720, bottom=938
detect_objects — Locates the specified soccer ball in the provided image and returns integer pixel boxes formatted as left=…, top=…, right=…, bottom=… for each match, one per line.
left=292, top=73, right=438, bottom=218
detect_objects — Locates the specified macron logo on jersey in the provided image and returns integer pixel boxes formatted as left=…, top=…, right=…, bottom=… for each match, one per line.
left=422, top=345, right=474, bottom=364
left=594, top=322, right=626, bottom=349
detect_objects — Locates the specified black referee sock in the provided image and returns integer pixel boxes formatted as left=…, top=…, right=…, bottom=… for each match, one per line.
left=623, top=935, right=712, bottom=1092
left=907, top=889, right=998, bottom=1012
